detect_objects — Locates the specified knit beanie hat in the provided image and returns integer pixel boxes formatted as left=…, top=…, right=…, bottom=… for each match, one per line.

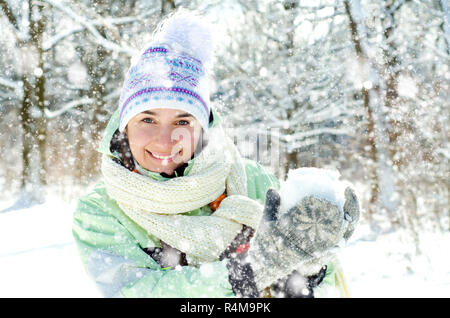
left=118, top=11, right=215, bottom=133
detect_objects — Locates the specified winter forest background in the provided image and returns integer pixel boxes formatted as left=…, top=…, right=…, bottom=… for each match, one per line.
left=0, top=0, right=448, bottom=297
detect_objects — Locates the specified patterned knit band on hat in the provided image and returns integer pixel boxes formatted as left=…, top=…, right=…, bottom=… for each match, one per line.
left=118, top=11, right=215, bottom=133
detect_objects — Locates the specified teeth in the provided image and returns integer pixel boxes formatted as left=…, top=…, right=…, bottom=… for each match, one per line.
left=151, top=152, right=176, bottom=160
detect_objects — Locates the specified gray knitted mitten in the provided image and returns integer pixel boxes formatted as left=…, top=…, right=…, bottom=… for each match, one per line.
left=342, top=187, right=360, bottom=240
left=247, top=187, right=359, bottom=291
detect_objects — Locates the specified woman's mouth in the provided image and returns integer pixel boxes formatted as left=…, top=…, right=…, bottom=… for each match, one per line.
left=147, top=150, right=182, bottom=162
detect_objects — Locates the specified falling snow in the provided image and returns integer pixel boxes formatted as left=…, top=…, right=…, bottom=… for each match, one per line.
left=0, top=0, right=448, bottom=297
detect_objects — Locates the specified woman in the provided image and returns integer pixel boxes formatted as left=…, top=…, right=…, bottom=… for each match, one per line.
left=72, top=11, right=357, bottom=298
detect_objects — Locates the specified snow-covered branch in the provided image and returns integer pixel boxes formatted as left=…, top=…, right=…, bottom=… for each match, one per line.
left=104, top=88, right=121, bottom=102
left=0, top=77, right=21, bottom=90
left=289, top=127, right=353, bottom=141
left=286, top=137, right=320, bottom=152
left=0, top=77, right=23, bottom=99
left=42, top=0, right=138, bottom=57
left=411, top=0, right=446, bottom=17
left=43, top=26, right=84, bottom=51
left=385, top=0, right=407, bottom=15
left=43, top=7, right=159, bottom=51
left=422, top=40, right=450, bottom=60
left=44, top=97, right=94, bottom=118
left=232, top=125, right=352, bottom=145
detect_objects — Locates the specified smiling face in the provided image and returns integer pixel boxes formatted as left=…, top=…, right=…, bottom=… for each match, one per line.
left=126, top=108, right=203, bottom=176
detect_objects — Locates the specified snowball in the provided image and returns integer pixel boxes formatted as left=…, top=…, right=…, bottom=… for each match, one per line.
left=279, top=167, right=351, bottom=214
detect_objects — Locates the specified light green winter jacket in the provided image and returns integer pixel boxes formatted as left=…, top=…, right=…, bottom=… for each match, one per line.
left=72, top=108, right=348, bottom=298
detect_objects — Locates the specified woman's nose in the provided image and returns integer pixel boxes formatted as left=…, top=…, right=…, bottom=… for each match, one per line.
left=154, top=126, right=176, bottom=149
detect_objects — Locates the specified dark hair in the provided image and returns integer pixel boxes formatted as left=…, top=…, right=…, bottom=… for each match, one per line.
left=109, top=110, right=213, bottom=174
left=109, top=129, right=136, bottom=171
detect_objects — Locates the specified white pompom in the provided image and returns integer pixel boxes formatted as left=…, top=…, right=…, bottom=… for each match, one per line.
left=153, top=10, right=215, bottom=67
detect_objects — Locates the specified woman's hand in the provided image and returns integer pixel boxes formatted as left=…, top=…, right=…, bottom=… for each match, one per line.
left=242, top=187, right=360, bottom=292
left=342, top=187, right=360, bottom=240
left=265, top=186, right=360, bottom=248
left=274, top=193, right=346, bottom=255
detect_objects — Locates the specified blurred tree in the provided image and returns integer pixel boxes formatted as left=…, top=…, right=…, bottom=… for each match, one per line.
left=0, top=0, right=48, bottom=205
left=214, top=0, right=355, bottom=179
left=344, top=0, right=449, bottom=234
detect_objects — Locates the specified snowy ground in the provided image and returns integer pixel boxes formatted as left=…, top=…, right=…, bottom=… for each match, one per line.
left=0, top=194, right=101, bottom=297
left=340, top=225, right=450, bottom=297
left=0, top=192, right=448, bottom=298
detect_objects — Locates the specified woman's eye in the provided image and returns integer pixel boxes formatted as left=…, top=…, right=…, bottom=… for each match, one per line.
left=142, top=118, right=154, bottom=124
left=178, top=120, right=189, bottom=125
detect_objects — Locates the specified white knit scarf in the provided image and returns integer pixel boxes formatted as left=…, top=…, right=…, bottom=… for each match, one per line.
left=101, top=125, right=264, bottom=265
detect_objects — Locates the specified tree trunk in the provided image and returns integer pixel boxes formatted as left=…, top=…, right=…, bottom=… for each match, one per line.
left=344, top=0, right=379, bottom=216
left=86, top=45, right=107, bottom=179
left=361, top=87, right=380, bottom=211
left=74, top=115, right=86, bottom=181
left=283, top=0, right=300, bottom=175
left=20, top=75, right=34, bottom=191
left=345, top=0, right=400, bottom=223
left=382, top=1, right=403, bottom=169
left=18, top=0, right=47, bottom=201
left=32, top=0, right=47, bottom=186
